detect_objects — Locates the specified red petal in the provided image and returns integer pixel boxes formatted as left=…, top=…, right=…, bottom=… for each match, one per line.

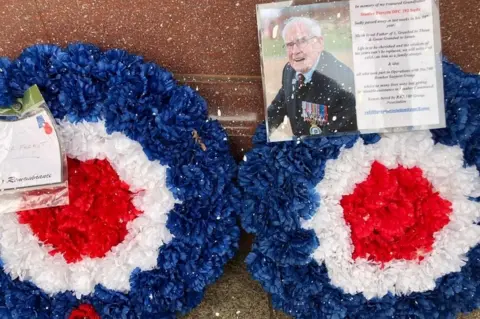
left=69, top=304, right=100, bottom=319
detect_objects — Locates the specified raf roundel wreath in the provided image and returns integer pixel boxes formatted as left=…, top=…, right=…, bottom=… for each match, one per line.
left=0, top=44, right=240, bottom=318
left=239, top=59, right=480, bottom=319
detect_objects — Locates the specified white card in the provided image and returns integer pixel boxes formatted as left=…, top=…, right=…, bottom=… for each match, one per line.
left=350, top=0, right=445, bottom=131
left=0, top=109, right=62, bottom=190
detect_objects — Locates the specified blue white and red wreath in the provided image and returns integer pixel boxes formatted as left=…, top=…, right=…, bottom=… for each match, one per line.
left=239, top=59, right=480, bottom=319
left=0, top=43, right=240, bottom=318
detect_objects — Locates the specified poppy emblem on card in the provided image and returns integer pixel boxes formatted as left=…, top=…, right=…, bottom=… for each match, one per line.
left=36, top=115, right=53, bottom=135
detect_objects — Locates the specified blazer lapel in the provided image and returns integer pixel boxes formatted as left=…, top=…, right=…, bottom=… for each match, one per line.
left=284, top=64, right=296, bottom=100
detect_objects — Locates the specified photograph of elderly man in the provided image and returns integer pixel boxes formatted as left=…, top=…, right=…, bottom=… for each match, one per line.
left=267, top=16, right=358, bottom=138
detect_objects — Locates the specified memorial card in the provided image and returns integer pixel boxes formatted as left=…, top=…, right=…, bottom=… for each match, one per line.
left=257, top=0, right=445, bottom=142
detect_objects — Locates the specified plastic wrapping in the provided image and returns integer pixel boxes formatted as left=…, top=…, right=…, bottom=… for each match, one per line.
left=0, top=85, right=68, bottom=213
left=257, top=0, right=445, bottom=142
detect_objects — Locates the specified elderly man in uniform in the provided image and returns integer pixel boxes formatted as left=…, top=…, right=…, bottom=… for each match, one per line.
left=267, top=17, right=357, bottom=138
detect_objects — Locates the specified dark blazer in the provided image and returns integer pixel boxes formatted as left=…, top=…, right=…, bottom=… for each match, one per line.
left=267, top=51, right=357, bottom=137
left=316, top=51, right=355, bottom=94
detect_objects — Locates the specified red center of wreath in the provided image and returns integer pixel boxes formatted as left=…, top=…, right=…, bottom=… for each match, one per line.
left=68, top=304, right=100, bottom=319
left=18, top=158, right=142, bottom=263
left=340, top=161, right=452, bottom=263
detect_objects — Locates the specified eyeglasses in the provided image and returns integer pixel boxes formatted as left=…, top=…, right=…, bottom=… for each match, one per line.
left=283, top=36, right=316, bottom=50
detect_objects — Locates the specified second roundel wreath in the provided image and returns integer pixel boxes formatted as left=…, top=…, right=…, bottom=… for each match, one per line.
left=239, top=59, right=480, bottom=319
left=0, top=44, right=239, bottom=318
